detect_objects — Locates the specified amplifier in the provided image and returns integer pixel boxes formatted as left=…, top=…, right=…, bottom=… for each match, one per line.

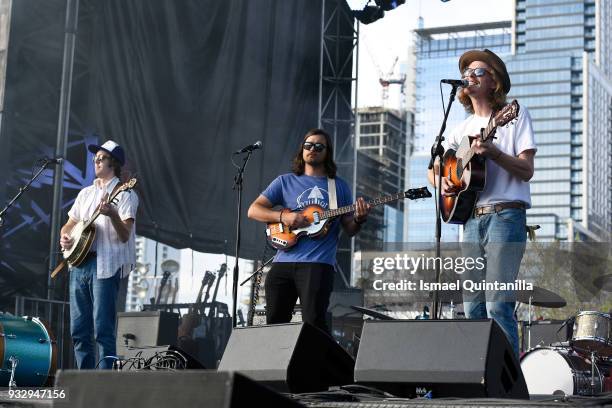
left=116, top=311, right=179, bottom=357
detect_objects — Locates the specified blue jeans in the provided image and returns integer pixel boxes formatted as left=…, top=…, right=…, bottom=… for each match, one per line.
left=461, top=208, right=527, bottom=357
left=69, top=256, right=120, bottom=369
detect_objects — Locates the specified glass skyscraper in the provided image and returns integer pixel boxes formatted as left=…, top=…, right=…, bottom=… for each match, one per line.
left=355, top=107, right=407, bottom=249
left=509, top=0, right=611, bottom=241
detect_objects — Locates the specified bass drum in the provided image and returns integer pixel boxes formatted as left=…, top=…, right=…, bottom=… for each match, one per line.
left=0, top=313, right=57, bottom=387
left=520, top=347, right=602, bottom=396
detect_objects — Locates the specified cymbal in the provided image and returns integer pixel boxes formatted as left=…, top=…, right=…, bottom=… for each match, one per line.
left=516, top=286, right=566, bottom=308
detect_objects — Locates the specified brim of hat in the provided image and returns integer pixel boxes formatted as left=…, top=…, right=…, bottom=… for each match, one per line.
left=87, top=144, right=102, bottom=155
left=459, top=50, right=495, bottom=72
left=88, top=144, right=124, bottom=165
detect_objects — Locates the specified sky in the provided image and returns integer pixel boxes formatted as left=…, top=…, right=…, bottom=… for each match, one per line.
left=357, top=0, right=514, bottom=109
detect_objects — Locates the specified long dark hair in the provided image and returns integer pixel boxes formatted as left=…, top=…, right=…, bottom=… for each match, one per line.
left=291, top=128, right=337, bottom=178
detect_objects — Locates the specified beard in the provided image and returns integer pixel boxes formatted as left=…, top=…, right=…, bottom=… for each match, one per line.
left=304, top=156, right=325, bottom=167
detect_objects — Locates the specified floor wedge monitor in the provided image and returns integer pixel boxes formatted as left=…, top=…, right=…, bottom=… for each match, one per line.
left=354, top=319, right=528, bottom=399
left=218, top=322, right=354, bottom=392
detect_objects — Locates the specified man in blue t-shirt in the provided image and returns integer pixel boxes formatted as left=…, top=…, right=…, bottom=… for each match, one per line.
left=248, top=128, right=370, bottom=333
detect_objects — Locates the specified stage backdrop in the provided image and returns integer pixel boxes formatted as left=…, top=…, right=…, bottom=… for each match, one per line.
left=0, top=0, right=354, bottom=304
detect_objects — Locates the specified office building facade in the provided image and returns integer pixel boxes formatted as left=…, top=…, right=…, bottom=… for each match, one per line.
left=355, top=107, right=407, bottom=249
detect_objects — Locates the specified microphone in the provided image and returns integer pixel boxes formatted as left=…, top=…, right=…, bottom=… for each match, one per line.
left=44, top=157, right=64, bottom=164
left=440, top=78, right=470, bottom=87
left=233, top=141, right=262, bottom=154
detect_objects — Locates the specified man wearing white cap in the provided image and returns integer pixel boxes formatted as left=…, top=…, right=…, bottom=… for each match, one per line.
left=59, top=140, right=139, bottom=369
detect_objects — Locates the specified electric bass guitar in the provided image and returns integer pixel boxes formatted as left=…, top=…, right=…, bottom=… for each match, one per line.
left=266, top=187, right=432, bottom=250
left=440, top=100, right=519, bottom=224
left=62, top=178, right=138, bottom=267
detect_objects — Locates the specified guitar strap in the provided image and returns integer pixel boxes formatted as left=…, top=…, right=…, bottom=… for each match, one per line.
left=109, top=178, right=123, bottom=200
left=327, top=177, right=337, bottom=210
left=327, top=177, right=339, bottom=275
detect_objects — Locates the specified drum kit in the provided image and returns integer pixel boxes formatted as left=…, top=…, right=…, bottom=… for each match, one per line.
left=0, top=312, right=57, bottom=387
left=518, top=285, right=612, bottom=397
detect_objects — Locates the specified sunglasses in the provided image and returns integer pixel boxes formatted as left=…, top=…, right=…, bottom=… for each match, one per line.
left=303, top=142, right=326, bottom=152
left=92, top=155, right=111, bottom=164
left=462, top=67, right=489, bottom=78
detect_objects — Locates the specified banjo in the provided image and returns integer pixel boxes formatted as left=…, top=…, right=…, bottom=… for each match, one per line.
left=51, top=178, right=137, bottom=278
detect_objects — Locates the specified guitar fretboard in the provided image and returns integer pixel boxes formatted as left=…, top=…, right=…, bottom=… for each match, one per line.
left=81, top=181, right=136, bottom=230
left=321, top=191, right=407, bottom=220
left=463, top=117, right=498, bottom=164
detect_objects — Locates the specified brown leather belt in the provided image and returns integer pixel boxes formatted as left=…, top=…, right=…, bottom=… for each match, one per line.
left=474, top=202, right=526, bottom=217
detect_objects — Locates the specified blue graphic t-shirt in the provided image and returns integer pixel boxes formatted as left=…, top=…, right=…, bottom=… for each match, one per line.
left=262, top=173, right=353, bottom=265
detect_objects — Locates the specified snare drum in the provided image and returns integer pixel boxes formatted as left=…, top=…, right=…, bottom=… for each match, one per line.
left=571, top=311, right=612, bottom=356
left=520, top=347, right=603, bottom=396
left=0, top=313, right=57, bottom=387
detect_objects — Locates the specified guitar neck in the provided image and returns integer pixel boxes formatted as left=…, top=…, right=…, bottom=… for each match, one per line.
left=481, top=118, right=497, bottom=142
left=81, top=185, right=125, bottom=230
left=321, top=191, right=406, bottom=220
left=83, top=209, right=102, bottom=230
left=464, top=117, right=498, bottom=163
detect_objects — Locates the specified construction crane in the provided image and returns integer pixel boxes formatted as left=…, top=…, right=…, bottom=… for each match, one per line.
left=378, top=56, right=406, bottom=108
left=363, top=34, right=406, bottom=109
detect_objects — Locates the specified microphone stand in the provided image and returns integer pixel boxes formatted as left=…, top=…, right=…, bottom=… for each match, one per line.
left=231, top=150, right=254, bottom=328
left=240, top=256, right=274, bottom=286
left=428, top=84, right=459, bottom=320
left=0, top=158, right=55, bottom=227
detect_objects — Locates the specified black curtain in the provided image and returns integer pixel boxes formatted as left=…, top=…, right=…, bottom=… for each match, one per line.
left=71, top=0, right=324, bottom=257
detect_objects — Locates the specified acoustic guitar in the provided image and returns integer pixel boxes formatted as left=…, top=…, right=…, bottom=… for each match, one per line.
left=266, top=187, right=431, bottom=250
left=440, top=100, right=519, bottom=224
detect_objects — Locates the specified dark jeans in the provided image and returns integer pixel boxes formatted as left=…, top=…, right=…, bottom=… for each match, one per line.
left=265, top=262, right=335, bottom=333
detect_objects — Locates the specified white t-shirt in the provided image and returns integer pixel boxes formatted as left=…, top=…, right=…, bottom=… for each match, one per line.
left=444, top=105, right=537, bottom=207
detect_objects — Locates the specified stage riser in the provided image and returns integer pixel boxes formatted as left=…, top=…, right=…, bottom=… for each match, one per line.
left=54, top=370, right=303, bottom=408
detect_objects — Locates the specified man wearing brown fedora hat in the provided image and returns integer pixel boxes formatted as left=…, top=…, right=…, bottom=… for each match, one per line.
left=428, top=49, right=536, bottom=356
left=59, top=140, right=139, bottom=369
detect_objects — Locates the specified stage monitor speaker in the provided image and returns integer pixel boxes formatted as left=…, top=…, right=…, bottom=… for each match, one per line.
left=520, top=319, right=571, bottom=351
left=54, top=370, right=302, bottom=408
left=218, top=322, right=354, bottom=393
left=354, top=319, right=528, bottom=399
left=116, top=311, right=178, bottom=357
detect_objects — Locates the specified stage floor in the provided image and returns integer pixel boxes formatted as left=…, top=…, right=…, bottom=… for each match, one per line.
left=3, top=389, right=612, bottom=408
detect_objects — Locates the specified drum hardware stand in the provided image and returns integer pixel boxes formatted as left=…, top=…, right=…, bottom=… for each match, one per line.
left=591, top=350, right=597, bottom=394
left=525, top=295, right=533, bottom=350
left=8, top=356, right=18, bottom=388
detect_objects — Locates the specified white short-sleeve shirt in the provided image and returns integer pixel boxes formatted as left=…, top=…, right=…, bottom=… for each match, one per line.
left=444, top=105, right=537, bottom=208
left=68, top=177, right=139, bottom=279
